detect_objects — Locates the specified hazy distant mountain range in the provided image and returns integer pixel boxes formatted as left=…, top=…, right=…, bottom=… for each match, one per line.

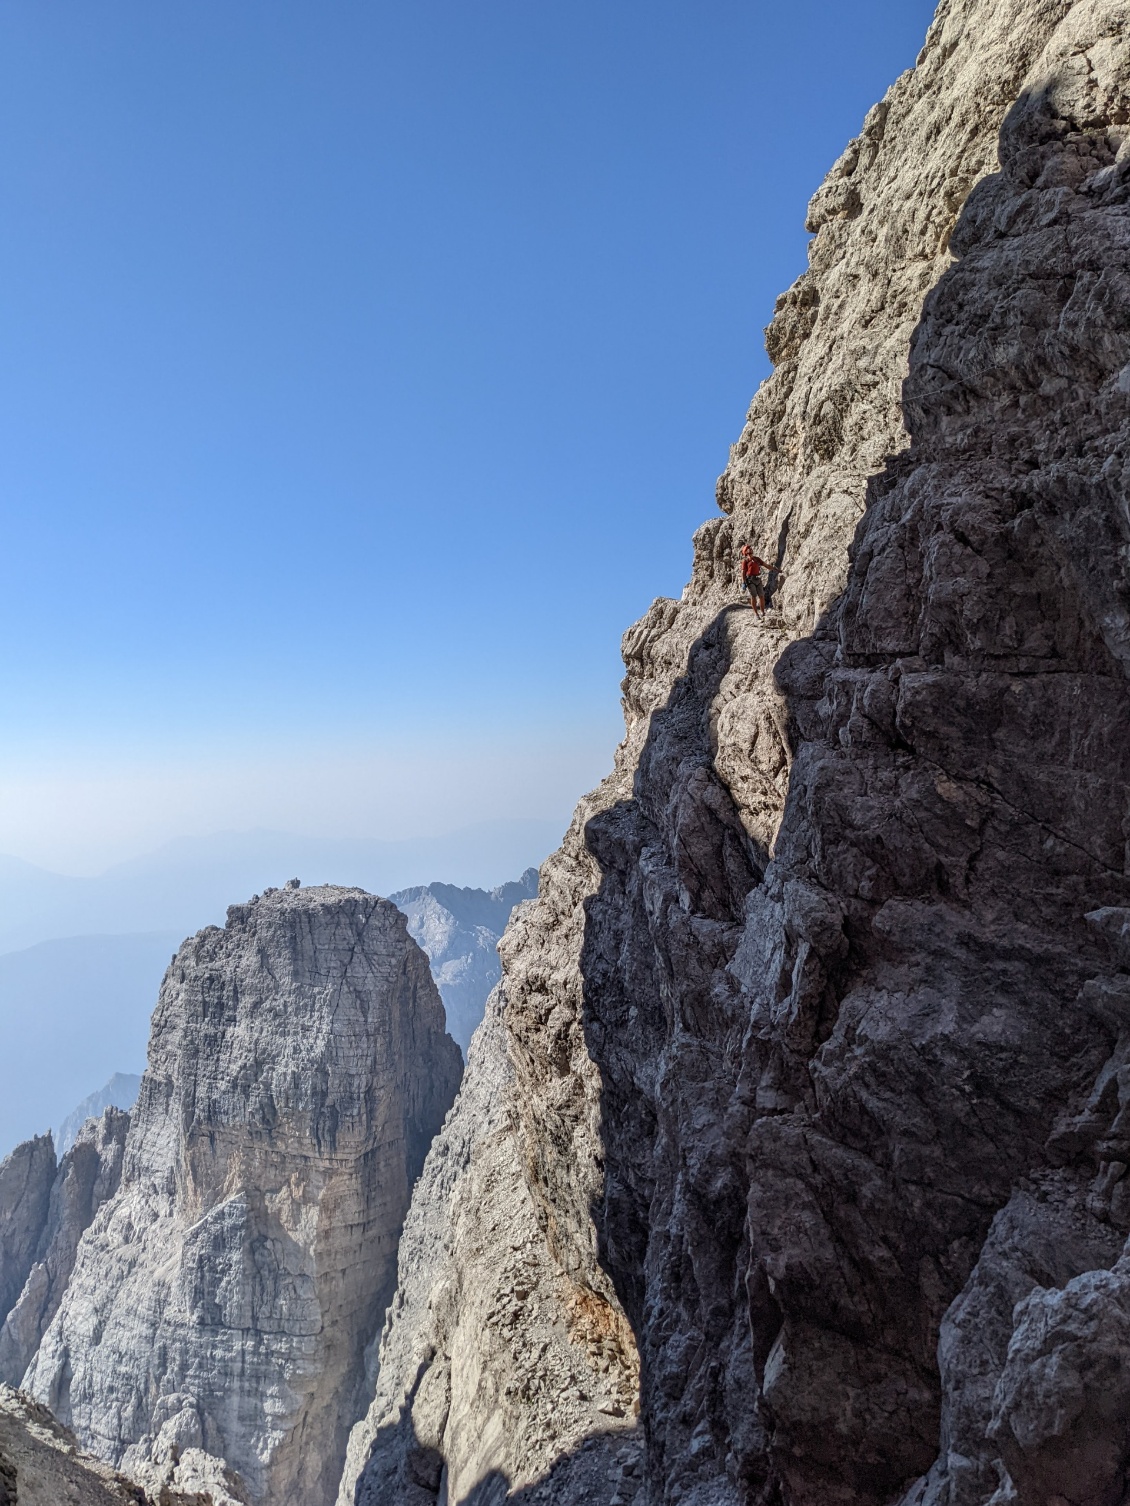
left=392, top=869, right=538, bottom=1051
left=0, top=934, right=179, bottom=1158
left=54, top=1073, right=143, bottom=1156
left=0, top=819, right=561, bottom=954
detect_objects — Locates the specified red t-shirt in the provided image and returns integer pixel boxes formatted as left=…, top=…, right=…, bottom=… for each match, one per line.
left=742, top=556, right=770, bottom=581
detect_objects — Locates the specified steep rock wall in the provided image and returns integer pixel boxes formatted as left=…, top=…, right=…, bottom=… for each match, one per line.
left=341, top=982, right=639, bottom=1506
left=0, top=1138, right=55, bottom=1340
left=24, top=884, right=462, bottom=1506
left=0, top=1108, right=129, bottom=1386
left=510, top=3, right=1130, bottom=1504
left=370, top=2, right=1130, bottom=1504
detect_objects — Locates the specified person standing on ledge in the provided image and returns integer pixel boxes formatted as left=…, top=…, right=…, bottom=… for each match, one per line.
left=739, top=543, right=780, bottom=615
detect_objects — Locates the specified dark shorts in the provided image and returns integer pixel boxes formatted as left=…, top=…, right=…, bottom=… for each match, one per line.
left=744, top=576, right=765, bottom=598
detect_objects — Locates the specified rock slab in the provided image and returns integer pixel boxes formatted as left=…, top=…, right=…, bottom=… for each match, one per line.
left=341, top=983, right=639, bottom=1506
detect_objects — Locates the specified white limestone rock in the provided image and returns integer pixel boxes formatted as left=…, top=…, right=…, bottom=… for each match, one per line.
left=0, top=1383, right=213, bottom=1506
left=343, top=2, right=1130, bottom=1502
left=0, top=1108, right=129, bottom=1387
left=24, top=883, right=461, bottom=1506
left=340, top=984, right=639, bottom=1506
left=0, top=1140, right=55, bottom=1341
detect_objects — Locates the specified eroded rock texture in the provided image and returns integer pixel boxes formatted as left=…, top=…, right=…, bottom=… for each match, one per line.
left=342, top=984, right=639, bottom=1506
left=362, top=2, right=1130, bottom=1504
left=0, top=1139, right=55, bottom=1342
left=24, top=883, right=461, bottom=1506
left=0, top=1383, right=230, bottom=1506
left=0, top=1108, right=128, bottom=1387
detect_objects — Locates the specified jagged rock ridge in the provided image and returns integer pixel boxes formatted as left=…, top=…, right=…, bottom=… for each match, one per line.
left=352, top=2, right=1130, bottom=1504
left=390, top=870, right=538, bottom=1052
left=24, top=882, right=462, bottom=1506
left=0, top=1108, right=128, bottom=1388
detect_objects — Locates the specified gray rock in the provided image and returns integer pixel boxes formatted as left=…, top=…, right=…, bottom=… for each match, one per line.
left=354, top=2, right=1130, bottom=1503
left=390, top=870, right=538, bottom=1052
left=24, top=885, right=462, bottom=1506
left=55, top=1074, right=141, bottom=1156
left=0, top=1138, right=55, bottom=1335
left=0, top=1108, right=129, bottom=1387
left=988, top=1244, right=1130, bottom=1506
left=340, top=983, right=639, bottom=1506
left=0, top=1382, right=226, bottom=1506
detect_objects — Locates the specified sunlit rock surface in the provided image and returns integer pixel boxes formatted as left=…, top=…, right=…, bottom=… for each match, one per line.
left=24, top=883, right=461, bottom=1506
left=0, top=1108, right=128, bottom=1387
left=0, top=1383, right=233, bottom=1506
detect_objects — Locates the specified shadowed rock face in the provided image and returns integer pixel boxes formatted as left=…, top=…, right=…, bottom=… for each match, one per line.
left=564, top=6, right=1130, bottom=1504
left=363, top=3, right=1130, bottom=1504
left=24, top=883, right=462, bottom=1506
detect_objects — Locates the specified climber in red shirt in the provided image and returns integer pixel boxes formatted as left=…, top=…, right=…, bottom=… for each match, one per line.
left=739, top=544, right=779, bottom=615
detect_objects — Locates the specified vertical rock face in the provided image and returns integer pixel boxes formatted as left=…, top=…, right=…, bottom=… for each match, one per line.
left=24, top=884, right=461, bottom=1506
left=0, top=1108, right=129, bottom=1386
left=340, top=984, right=639, bottom=1506
left=361, top=2, right=1130, bottom=1503
left=0, top=1138, right=56, bottom=1338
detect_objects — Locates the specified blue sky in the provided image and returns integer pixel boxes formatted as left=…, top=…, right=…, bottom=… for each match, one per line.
left=0, top=0, right=935, bottom=871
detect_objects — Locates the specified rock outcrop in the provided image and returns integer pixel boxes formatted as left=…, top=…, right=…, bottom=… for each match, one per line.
left=350, top=2, right=1130, bottom=1503
left=0, top=1387, right=132, bottom=1506
left=0, top=1109, right=129, bottom=1387
left=390, top=871, right=538, bottom=1052
left=0, top=1383, right=229, bottom=1506
left=24, top=883, right=461, bottom=1506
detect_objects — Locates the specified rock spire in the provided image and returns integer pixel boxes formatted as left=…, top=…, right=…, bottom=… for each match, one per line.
left=25, top=883, right=461, bottom=1506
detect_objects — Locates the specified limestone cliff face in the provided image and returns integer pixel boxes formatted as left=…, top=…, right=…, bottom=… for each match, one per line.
left=24, top=883, right=462, bottom=1506
left=341, top=984, right=639, bottom=1506
left=0, top=1108, right=129, bottom=1387
left=0, top=1384, right=230, bottom=1506
left=0, top=1137, right=55, bottom=1341
left=352, top=2, right=1130, bottom=1503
